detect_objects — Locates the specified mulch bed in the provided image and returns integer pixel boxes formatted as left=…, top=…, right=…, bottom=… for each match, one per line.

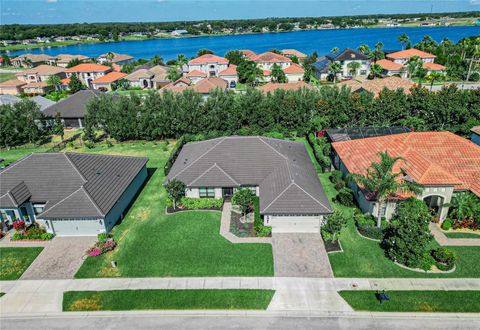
left=230, top=211, right=255, bottom=238
left=324, top=239, right=342, bottom=253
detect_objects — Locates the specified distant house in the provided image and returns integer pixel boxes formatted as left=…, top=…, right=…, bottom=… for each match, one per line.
left=0, top=79, right=27, bottom=95
left=378, top=49, right=446, bottom=77
left=14, top=65, right=66, bottom=95
left=376, top=59, right=407, bottom=78
left=161, top=77, right=228, bottom=97
left=185, top=70, right=207, bottom=84
left=43, top=89, right=105, bottom=128
left=65, top=63, right=112, bottom=88
left=171, top=30, right=188, bottom=36
left=332, top=132, right=480, bottom=222
left=386, top=48, right=436, bottom=65
left=92, top=71, right=127, bottom=92
left=314, top=56, right=332, bottom=80
left=125, top=65, right=174, bottom=89
left=239, top=49, right=257, bottom=60
left=97, top=52, right=133, bottom=65
left=282, top=49, right=308, bottom=61
left=328, top=48, right=370, bottom=78
left=55, top=54, right=91, bottom=68
left=11, top=54, right=55, bottom=68
left=187, top=54, right=230, bottom=78
left=337, top=77, right=415, bottom=97
left=259, top=81, right=315, bottom=93
left=161, top=77, right=193, bottom=93
left=0, top=152, right=148, bottom=236
left=251, top=52, right=304, bottom=82
left=471, top=126, right=480, bottom=146
left=218, top=64, right=238, bottom=88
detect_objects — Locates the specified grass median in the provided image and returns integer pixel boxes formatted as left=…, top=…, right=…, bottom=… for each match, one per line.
left=0, top=247, right=44, bottom=280
left=63, top=289, right=275, bottom=311
left=339, top=290, right=480, bottom=313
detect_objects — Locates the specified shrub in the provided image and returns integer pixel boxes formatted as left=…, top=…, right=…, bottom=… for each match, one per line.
left=11, top=232, right=24, bottom=240
left=253, top=197, right=271, bottom=237
left=334, top=180, right=345, bottom=191
left=97, top=232, right=113, bottom=242
left=13, top=219, right=25, bottom=231
left=324, top=210, right=348, bottom=241
left=321, top=227, right=333, bottom=241
left=40, top=233, right=54, bottom=240
left=232, top=188, right=254, bottom=216
left=357, top=224, right=384, bottom=240
left=431, top=247, right=456, bottom=271
left=336, top=188, right=354, bottom=206
left=419, top=253, right=436, bottom=271
left=263, top=131, right=284, bottom=139
left=179, top=197, right=223, bottom=210
left=330, top=170, right=343, bottom=185
left=88, top=247, right=102, bottom=257
left=441, top=218, right=454, bottom=231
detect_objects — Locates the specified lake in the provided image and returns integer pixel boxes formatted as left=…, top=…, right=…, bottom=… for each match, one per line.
left=6, top=26, right=480, bottom=60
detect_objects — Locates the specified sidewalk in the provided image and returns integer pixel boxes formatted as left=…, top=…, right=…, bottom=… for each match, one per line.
left=429, top=223, right=480, bottom=246
left=2, top=277, right=480, bottom=315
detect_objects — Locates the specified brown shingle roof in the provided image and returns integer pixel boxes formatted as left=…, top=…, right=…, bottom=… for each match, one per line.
left=17, top=65, right=65, bottom=76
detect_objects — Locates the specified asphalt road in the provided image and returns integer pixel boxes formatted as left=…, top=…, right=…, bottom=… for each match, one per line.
left=2, top=314, right=479, bottom=330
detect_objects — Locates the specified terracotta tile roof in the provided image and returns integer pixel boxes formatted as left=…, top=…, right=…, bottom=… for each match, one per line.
left=423, top=62, right=446, bottom=71
left=17, top=65, right=65, bottom=76
left=92, top=71, right=127, bottom=84
left=0, top=79, right=27, bottom=87
left=22, top=81, right=48, bottom=88
left=186, top=70, right=207, bottom=77
left=332, top=132, right=480, bottom=197
left=160, top=77, right=192, bottom=93
left=263, top=69, right=271, bottom=76
left=259, top=81, right=314, bottom=93
left=376, top=59, right=404, bottom=71
left=112, top=63, right=122, bottom=72
left=13, top=53, right=54, bottom=62
left=282, top=49, right=307, bottom=58
left=188, top=54, right=229, bottom=65
left=240, top=50, right=257, bottom=59
left=193, top=77, right=228, bottom=94
left=283, top=63, right=304, bottom=74
left=218, top=64, right=237, bottom=76
left=387, top=48, right=436, bottom=59
left=471, top=126, right=480, bottom=135
left=338, top=77, right=415, bottom=97
left=65, top=63, right=112, bottom=73
left=252, top=52, right=292, bottom=63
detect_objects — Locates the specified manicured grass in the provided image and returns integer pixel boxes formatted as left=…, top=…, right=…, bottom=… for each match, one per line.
left=317, top=171, right=480, bottom=278
left=0, top=247, right=43, bottom=280
left=63, top=289, right=275, bottom=311
left=339, top=290, right=480, bottom=313
left=444, top=232, right=480, bottom=239
left=0, top=72, right=16, bottom=83
left=73, top=140, right=273, bottom=278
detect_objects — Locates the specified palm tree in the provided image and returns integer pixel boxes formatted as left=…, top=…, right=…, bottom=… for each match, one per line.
left=447, top=193, right=480, bottom=221
left=368, top=42, right=385, bottom=63
left=46, top=75, right=62, bottom=91
left=330, top=47, right=339, bottom=54
left=370, top=63, right=383, bottom=79
left=348, top=151, right=422, bottom=227
left=176, top=54, right=188, bottom=67
left=329, top=62, right=342, bottom=85
left=347, top=61, right=361, bottom=77
left=406, top=56, right=422, bottom=79
left=398, top=34, right=410, bottom=50
left=426, top=72, right=443, bottom=91
left=358, top=44, right=370, bottom=55
left=150, top=55, right=164, bottom=66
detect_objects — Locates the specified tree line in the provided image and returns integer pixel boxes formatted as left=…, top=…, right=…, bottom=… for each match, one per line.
left=83, top=85, right=480, bottom=142
left=1, top=12, right=477, bottom=40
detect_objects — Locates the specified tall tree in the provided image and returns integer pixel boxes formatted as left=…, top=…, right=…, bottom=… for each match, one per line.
left=46, top=75, right=62, bottom=91
left=329, top=61, right=342, bottom=85
left=68, top=75, right=84, bottom=93
left=197, top=49, right=214, bottom=56
left=166, top=68, right=182, bottom=82
left=406, top=55, right=422, bottom=79
left=52, top=112, right=64, bottom=140
left=370, top=63, right=383, bottom=79
left=165, top=179, right=186, bottom=209
left=237, top=60, right=263, bottom=86
left=348, top=151, right=422, bottom=227
left=398, top=33, right=410, bottom=50
left=224, top=50, right=245, bottom=65
left=66, top=58, right=82, bottom=68
left=150, top=55, right=164, bottom=66
left=357, top=44, right=370, bottom=55
left=271, top=63, right=287, bottom=83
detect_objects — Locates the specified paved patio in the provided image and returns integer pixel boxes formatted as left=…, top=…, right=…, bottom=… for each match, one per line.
left=272, top=233, right=333, bottom=278
left=18, top=236, right=96, bottom=280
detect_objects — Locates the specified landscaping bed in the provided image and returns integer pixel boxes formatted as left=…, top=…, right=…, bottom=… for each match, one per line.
left=324, top=239, right=342, bottom=253
left=166, top=197, right=223, bottom=213
left=11, top=221, right=54, bottom=241
left=63, top=289, right=275, bottom=311
left=339, top=290, right=480, bottom=313
left=230, top=211, right=255, bottom=237
left=0, top=247, right=43, bottom=280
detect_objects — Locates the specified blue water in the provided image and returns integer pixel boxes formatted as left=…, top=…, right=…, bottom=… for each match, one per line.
left=6, top=26, right=480, bottom=60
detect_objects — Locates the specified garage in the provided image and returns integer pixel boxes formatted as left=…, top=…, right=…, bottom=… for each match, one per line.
left=266, top=215, right=323, bottom=233
left=50, top=219, right=105, bottom=236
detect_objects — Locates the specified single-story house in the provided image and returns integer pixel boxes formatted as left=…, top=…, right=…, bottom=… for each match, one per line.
left=125, top=65, right=174, bottom=89
left=166, top=136, right=332, bottom=233
left=92, top=71, right=127, bottom=91
left=337, top=77, right=415, bottom=97
left=376, top=59, right=407, bottom=78
left=11, top=54, right=55, bottom=68
left=324, top=126, right=411, bottom=142
left=471, top=126, right=480, bottom=146
left=0, top=152, right=148, bottom=236
left=332, top=132, right=480, bottom=222
left=42, top=89, right=104, bottom=128
left=161, top=77, right=192, bottom=93
left=282, top=49, right=308, bottom=61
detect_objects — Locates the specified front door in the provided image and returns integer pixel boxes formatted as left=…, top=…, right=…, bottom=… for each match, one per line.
left=222, top=188, right=234, bottom=199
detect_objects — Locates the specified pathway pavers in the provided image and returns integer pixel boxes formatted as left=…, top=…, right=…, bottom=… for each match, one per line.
left=429, top=223, right=480, bottom=246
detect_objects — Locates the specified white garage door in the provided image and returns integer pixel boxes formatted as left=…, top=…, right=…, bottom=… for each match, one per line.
left=51, top=219, right=104, bottom=236
left=269, top=215, right=322, bottom=233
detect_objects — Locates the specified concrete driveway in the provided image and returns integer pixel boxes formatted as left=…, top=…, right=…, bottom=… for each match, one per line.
left=272, top=233, right=333, bottom=278
left=20, top=236, right=96, bottom=280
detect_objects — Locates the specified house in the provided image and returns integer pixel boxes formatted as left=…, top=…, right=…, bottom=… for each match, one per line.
left=386, top=48, right=436, bottom=65
left=55, top=54, right=91, bottom=68
left=259, top=81, right=315, bottom=93
left=337, top=77, right=415, bottom=97
left=218, top=64, right=238, bottom=88
left=282, top=49, right=308, bottom=61
left=0, top=79, right=27, bottom=95
left=193, top=77, right=228, bottom=95
left=187, top=54, right=230, bottom=78
left=328, top=48, right=370, bottom=78
left=251, top=52, right=304, bottom=82
left=16, top=65, right=66, bottom=84
left=11, top=54, right=55, bottom=68
left=0, top=152, right=148, bottom=236
left=324, top=126, right=411, bottom=142
left=332, top=132, right=480, bottom=221
left=92, top=71, right=127, bottom=92
left=65, top=63, right=112, bottom=88
left=31, top=95, right=55, bottom=111
left=377, top=57, right=446, bottom=77
left=185, top=70, right=207, bottom=84
left=239, top=49, right=257, bottom=60
left=471, top=126, right=480, bottom=146
left=97, top=52, right=133, bottom=65
left=171, top=29, right=188, bottom=36
left=161, top=77, right=192, bottom=93
left=43, top=89, right=105, bottom=128
left=314, top=56, right=333, bottom=80
left=125, top=65, right=174, bottom=89
left=166, top=136, right=332, bottom=233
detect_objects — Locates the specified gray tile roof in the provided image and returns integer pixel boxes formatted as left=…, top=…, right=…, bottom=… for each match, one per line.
left=0, top=94, right=21, bottom=106
left=328, top=48, right=368, bottom=61
left=0, top=152, right=148, bottom=219
left=42, top=89, right=103, bottom=119
left=31, top=96, right=56, bottom=111
left=167, top=136, right=332, bottom=215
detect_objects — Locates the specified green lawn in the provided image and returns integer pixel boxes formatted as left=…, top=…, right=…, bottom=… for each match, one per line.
left=73, top=140, right=273, bottom=278
left=444, top=232, right=480, bottom=239
left=0, top=247, right=43, bottom=280
left=63, top=289, right=275, bottom=311
left=0, top=72, right=16, bottom=83
left=339, top=290, right=480, bottom=313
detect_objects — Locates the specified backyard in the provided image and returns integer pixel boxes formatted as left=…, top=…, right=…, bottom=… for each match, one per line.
left=0, top=247, right=43, bottom=280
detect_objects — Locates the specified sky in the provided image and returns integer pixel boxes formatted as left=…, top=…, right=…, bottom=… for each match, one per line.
left=1, top=0, right=478, bottom=24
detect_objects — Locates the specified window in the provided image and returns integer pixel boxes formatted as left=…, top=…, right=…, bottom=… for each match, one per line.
left=199, top=187, right=215, bottom=198
left=242, top=186, right=257, bottom=194
left=33, top=204, right=45, bottom=216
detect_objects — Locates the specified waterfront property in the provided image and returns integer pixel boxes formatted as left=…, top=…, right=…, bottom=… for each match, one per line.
left=314, top=48, right=370, bottom=80
left=0, top=152, right=148, bottom=236
left=12, top=65, right=66, bottom=95
left=54, top=54, right=91, bottom=68
left=337, top=77, right=415, bottom=97
left=92, top=71, right=127, bottom=91
left=11, top=53, right=55, bottom=68
left=97, top=52, right=133, bottom=65
left=331, top=131, right=480, bottom=221
left=65, top=63, right=112, bottom=88
left=125, top=65, right=173, bottom=89
left=380, top=48, right=447, bottom=76
left=282, top=49, right=308, bottom=61
left=251, top=51, right=304, bottom=82
left=166, top=136, right=332, bottom=233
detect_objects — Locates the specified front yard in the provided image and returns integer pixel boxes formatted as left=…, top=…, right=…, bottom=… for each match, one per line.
left=69, top=140, right=273, bottom=278
left=0, top=247, right=43, bottom=280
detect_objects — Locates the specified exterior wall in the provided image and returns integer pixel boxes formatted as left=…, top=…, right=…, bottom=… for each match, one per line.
left=257, top=61, right=290, bottom=70
left=389, top=57, right=435, bottom=65
left=419, top=185, right=454, bottom=221
left=188, top=63, right=228, bottom=77
left=471, top=132, right=480, bottom=146
left=128, top=79, right=153, bottom=89
left=265, top=214, right=324, bottom=233
left=188, top=76, right=204, bottom=84
left=383, top=68, right=408, bottom=78
left=22, top=85, right=52, bottom=95
left=66, top=71, right=109, bottom=87
left=185, top=187, right=200, bottom=198
left=186, top=186, right=259, bottom=198
left=338, top=60, right=370, bottom=77
left=92, top=82, right=113, bottom=92
left=104, top=166, right=148, bottom=232
left=0, top=86, right=22, bottom=95
left=285, top=72, right=303, bottom=82
left=219, top=75, right=238, bottom=88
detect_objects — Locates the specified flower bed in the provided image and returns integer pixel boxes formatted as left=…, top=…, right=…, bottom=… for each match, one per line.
left=87, top=233, right=117, bottom=257
left=166, top=197, right=223, bottom=213
left=11, top=223, right=54, bottom=241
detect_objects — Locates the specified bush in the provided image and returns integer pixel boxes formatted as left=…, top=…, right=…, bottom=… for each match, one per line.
left=253, top=197, right=271, bottom=237
left=336, top=188, right=354, bottom=206
left=174, top=197, right=224, bottom=210
left=11, top=224, right=54, bottom=240
left=11, top=232, right=24, bottom=241
left=334, top=180, right=345, bottom=191
left=97, top=232, right=113, bottom=242
left=321, top=228, right=333, bottom=241
left=419, top=253, right=436, bottom=271
left=330, top=170, right=343, bottom=185
left=441, top=218, right=454, bottom=231
left=40, top=233, right=54, bottom=240
left=324, top=210, right=348, bottom=241
left=431, top=247, right=456, bottom=271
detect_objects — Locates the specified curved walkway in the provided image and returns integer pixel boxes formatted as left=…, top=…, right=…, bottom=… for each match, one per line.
left=429, top=223, right=480, bottom=246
